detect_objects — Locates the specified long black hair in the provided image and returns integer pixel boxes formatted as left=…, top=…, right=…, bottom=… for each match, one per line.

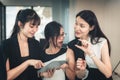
left=10, top=9, right=40, bottom=37
left=76, top=10, right=111, bottom=55
left=44, top=21, right=63, bottom=49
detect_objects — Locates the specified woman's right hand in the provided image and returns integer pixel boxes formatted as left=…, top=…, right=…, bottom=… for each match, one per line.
left=76, top=58, right=87, bottom=79
left=76, top=58, right=86, bottom=70
left=27, top=59, right=45, bottom=69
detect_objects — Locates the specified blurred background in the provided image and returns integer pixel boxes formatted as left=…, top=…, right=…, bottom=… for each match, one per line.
left=0, top=0, right=120, bottom=79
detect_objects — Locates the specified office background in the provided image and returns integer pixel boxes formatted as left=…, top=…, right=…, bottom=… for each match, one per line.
left=0, top=0, right=120, bottom=79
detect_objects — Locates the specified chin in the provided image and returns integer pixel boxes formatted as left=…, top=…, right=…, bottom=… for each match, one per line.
left=28, top=36, right=34, bottom=38
left=75, top=35, right=81, bottom=38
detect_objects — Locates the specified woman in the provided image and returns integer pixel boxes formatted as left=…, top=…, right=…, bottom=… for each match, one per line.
left=39, top=21, right=75, bottom=80
left=72, top=10, right=113, bottom=80
left=1, top=9, right=44, bottom=80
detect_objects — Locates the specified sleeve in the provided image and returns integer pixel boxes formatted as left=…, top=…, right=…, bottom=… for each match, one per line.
left=68, top=39, right=85, bottom=60
left=82, top=69, right=89, bottom=80
left=0, top=41, right=7, bottom=80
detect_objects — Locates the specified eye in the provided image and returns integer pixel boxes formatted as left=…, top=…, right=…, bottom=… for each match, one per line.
left=30, top=24, right=34, bottom=28
left=80, top=24, right=85, bottom=28
left=75, top=22, right=78, bottom=25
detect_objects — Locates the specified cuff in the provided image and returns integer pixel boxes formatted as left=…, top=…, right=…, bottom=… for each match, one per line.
left=82, top=69, right=89, bottom=80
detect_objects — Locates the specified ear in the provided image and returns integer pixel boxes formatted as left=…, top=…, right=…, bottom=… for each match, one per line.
left=18, top=21, right=23, bottom=28
left=90, top=25, right=94, bottom=31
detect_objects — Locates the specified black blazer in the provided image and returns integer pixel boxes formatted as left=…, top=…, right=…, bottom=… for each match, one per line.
left=0, top=43, right=7, bottom=80
left=1, top=35, right=42, bottom=80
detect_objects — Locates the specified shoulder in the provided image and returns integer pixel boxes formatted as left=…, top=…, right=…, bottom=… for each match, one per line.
left=98, top=37, right=107, bottom=42
left=98, top=37, right=107, bottom=46
left=68, top=39, right=77, bottom=45
left=28, top=38, right=40, bottom=45
left=66, top=48, right=75, bottom=63
left=93, top=37, right=107, bottom=49
left=93, top=37, right=107, bottom=44
left=68, top=39, right=78, bottom=48
left=66, top=48, right=74, bottom=57
left=1, top=37, right=16, bottom=47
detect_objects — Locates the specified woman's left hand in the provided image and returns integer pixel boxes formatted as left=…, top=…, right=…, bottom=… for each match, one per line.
left=40, top=69, right=55, bottom=78
left=75, top=39, right=94, bottom=56
left=60, top=63, right=68, bottom=71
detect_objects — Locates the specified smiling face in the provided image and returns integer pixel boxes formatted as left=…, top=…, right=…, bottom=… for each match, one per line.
left=74, top=16, right=94, bottom=40
left=19, top=20, right=39, bottom=38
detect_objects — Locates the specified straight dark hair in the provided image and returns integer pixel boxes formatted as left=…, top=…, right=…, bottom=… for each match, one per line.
left=76, top=10, right=111, bottom=55
left=44, top=21, right=63, bottom=49
left=10, top=9, right=40, bottom=38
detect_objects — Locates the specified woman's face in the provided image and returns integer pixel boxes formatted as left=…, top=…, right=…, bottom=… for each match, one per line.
left=54, top=27, right=65, bottom=48
left=20, top=21, right=39, bottom=38
left=74, top=16, right=93, bottom=39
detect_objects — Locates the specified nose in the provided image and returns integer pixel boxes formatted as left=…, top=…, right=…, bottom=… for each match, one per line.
left=74, top=24, right=81, bottom=31
left=33, top=26, right=38, bottom=32
left=58, top=35, right=64, bottom=40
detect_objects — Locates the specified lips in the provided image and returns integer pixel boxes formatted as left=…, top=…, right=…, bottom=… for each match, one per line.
left=59, top=41, right=63, bottom=44
left=30, top=33, right=35, bottom=36
left=75, top=31, right=81, bottom=35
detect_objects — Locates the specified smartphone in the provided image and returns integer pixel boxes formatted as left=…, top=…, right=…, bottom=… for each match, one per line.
left=76, top=40, right=82, bottom=46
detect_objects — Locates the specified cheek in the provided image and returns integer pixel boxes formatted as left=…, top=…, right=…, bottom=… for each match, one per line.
left=35, top=27, right=38, bottom=32
left=81, top=28, right=89, bottom=33
left=82, top=30, right=90, bottom=36
left=74, top=25, right=78, bottom=30
left=22, top=29, right=27, bottom=34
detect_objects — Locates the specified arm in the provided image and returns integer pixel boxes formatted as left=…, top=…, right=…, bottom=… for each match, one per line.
left=75, top=39, right=112, bottom=78
left=6, top=59, right=44, bottom=80
left=65, top=48, right=75, bottom=80
left=75, top=58, right=88, bottom=79
left=90, top=41, right=112, bottom=78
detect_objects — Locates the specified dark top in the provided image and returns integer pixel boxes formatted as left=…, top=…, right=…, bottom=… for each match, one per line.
left=85, top=68, right=113, bottom=80
left=40, top=48, right=67, bottom=63
left=1, top=35, right=42, bottom=80
left=68, top=39, right=85, bottom=61
left=0, top=44, right=7, bottom=80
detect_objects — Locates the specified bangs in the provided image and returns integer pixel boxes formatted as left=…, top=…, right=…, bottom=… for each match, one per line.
left=27, top=12, right=40, bottom=25
left=32, top=19, right=40, bottom=25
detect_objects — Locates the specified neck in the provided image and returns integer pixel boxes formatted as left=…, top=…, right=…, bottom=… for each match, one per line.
left=18, top=32, right=28, bottom=42
left=46, top=44, right=60, bottom=54
left=80, top=35, right=89, bottom=41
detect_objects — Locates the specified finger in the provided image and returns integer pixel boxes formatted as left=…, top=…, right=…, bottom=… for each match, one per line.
left=78, top=39, right=82, bottom=41
left=77, top=58, right=83, bottom=63
left=77, top=58, right=82, bottom=60
left=39, top=60, right=45, bottom=67
left=75, top=45, right=84, bottom=50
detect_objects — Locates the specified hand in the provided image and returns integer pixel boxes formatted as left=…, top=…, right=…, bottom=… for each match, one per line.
left=75, top=58, right=87, bottom=79
left=76, top=58, right=86, bottom=71
left=75, top=39, right=94, bottom=56
left=40, top=69, right=55, bottom=78
left=27, top=59, right=45, bottom=69
left=60, top=63, right=68, bottom=71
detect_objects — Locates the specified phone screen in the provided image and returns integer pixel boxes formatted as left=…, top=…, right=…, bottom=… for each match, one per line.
left=76, top=40, right=82, bottom=46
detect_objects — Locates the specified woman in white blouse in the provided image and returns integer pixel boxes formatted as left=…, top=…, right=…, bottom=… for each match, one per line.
left=74, top=10, right=113, bottom=80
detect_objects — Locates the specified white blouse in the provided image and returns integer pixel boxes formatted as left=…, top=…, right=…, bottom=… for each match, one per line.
left=85, top=37, right=107, bottom=68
